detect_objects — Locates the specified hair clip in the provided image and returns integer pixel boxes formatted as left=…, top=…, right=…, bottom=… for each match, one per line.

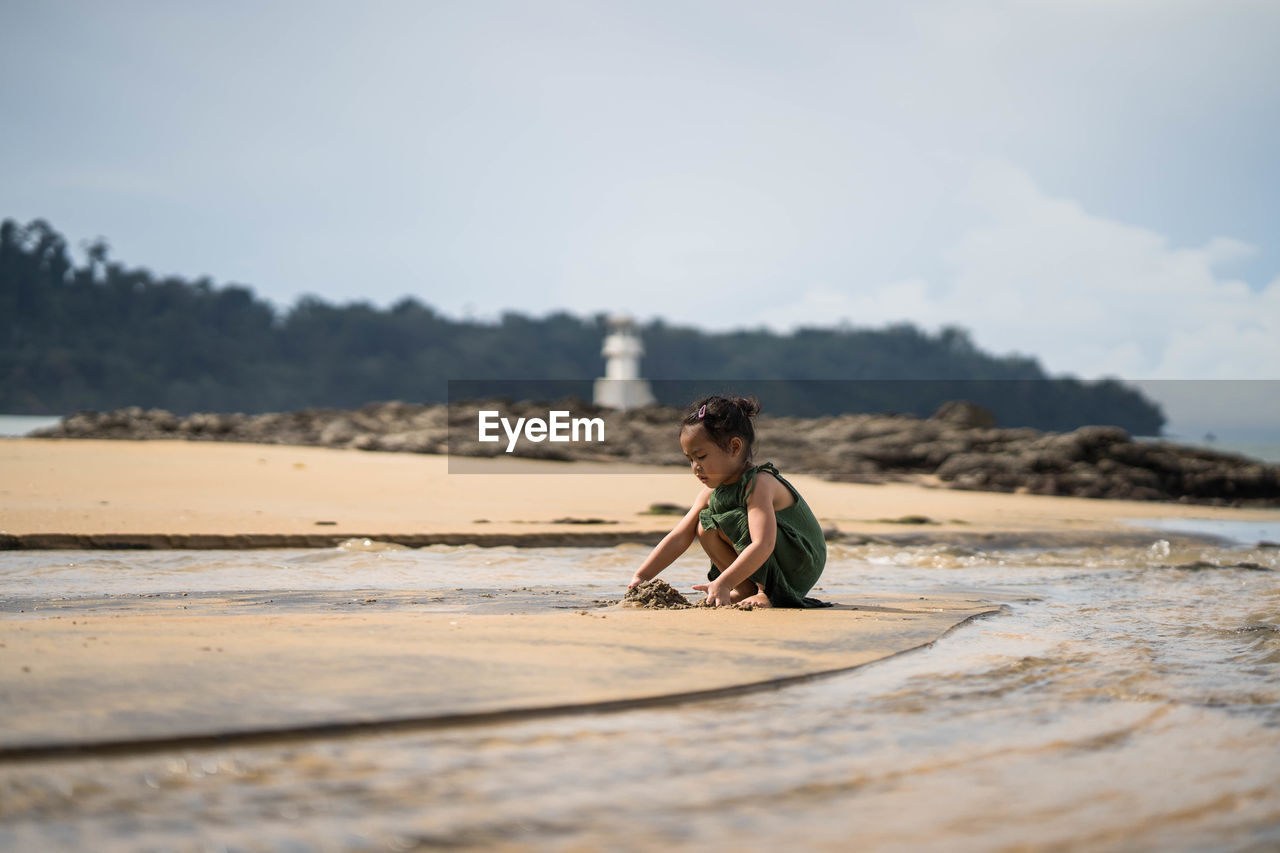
left=697, top=404, right=707, bottom=418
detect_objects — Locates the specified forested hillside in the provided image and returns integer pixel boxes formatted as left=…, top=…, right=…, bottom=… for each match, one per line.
left=1, top=218, right=1165, bottom=433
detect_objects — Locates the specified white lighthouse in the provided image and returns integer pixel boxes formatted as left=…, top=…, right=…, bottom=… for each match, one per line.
left=593, top=314, right=656, bottom=410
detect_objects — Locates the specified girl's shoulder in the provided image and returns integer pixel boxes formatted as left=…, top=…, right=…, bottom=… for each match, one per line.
left=746, top=461, right=782, bottom=484
left=742, top=461, right=781, bottom=496
left=746, top=462, right=801, bottom=508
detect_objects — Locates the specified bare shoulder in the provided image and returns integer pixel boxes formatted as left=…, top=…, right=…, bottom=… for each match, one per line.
left=751, top=470, right=795, bottom=511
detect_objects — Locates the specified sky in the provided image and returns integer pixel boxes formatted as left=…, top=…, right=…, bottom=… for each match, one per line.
left=3, top=1, right=1278, bottom=435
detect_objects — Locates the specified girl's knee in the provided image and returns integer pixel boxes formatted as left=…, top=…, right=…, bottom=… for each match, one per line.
left=697, top=525, right=738, bottom=571
left=696, top=523, right=725, bottom=545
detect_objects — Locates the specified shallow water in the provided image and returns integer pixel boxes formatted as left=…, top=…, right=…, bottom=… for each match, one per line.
left=0, top=415, right=63, bottom=437
left=2, top=528, right=1280, bottom=851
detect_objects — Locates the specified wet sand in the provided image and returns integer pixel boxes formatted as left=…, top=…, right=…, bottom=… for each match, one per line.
left=3, top=438, right=1277, bottom=548
left=0, top=589, right=996, bottom=757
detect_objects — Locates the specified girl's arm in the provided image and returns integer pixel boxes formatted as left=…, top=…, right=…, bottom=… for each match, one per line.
left=693, top=475, right=778, bottom=605
left=628, top=488, right=712, bottom=588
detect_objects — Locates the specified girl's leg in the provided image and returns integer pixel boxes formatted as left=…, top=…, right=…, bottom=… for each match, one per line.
left=697, top=523, right=738, bottom=573
left=698, top=525, right=772, bottom=608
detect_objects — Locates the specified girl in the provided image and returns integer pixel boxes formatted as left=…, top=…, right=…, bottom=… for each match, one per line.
left=628, top=395, right=827, bottom=608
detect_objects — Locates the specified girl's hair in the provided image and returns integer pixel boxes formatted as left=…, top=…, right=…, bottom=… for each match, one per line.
left=681, top=395, right=761, bottom=456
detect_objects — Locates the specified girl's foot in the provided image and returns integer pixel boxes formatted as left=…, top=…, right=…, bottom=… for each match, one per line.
left=734, top=591, right=772, bottom=610
left=728, top=578, right=762, bottom=605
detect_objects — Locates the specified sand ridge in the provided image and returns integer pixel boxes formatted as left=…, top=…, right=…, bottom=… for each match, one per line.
left=0, top=591, right=999, bottom=757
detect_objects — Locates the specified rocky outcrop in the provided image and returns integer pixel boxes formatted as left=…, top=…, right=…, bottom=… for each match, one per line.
left=41, top=402, right=452, bottom=454
left=31, top=400, right=1280, bottom=506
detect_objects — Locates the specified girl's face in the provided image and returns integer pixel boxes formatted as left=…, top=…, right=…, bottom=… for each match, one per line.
left=680, top=424, right=747, bottom=488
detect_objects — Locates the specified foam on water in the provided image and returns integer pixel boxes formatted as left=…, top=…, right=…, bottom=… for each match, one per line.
left=2, top=541, right=1279, bottom=851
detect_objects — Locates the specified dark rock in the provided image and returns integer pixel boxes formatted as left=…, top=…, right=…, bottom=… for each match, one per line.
left=643, top=503, right=689, bottom=516
left=931, top=400, right=997, bottom=429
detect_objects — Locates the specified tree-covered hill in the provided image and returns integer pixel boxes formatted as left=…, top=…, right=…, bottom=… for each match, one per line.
left=1, top=218, right=1164, bottom=433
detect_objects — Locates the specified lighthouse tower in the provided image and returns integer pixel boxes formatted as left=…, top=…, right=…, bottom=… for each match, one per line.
left=593, top=314, right=656, bottom=410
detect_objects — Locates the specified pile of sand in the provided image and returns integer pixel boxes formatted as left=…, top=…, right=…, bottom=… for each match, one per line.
left=624, top=579, right=692, bottom=609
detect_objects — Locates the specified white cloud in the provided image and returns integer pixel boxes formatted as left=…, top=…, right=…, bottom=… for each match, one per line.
left=765, top=161, right=1280, bottom=381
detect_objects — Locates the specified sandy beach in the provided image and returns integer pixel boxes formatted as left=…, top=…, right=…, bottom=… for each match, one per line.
left=4, top=438, right=1276, bottom=547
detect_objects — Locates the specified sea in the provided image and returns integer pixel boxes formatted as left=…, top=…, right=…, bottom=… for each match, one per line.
left=0, top=415, right=63, bottom=437
left=2, top=528, right=1279, bottom=851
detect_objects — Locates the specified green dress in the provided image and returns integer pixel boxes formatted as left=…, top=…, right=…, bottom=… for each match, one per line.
left=698, top=461, right=829, bottom=608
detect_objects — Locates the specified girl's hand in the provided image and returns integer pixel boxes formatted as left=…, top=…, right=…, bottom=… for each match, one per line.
left=627, top=574, right=646, bottom=589
left=692, top=581, right=733, bottom=607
